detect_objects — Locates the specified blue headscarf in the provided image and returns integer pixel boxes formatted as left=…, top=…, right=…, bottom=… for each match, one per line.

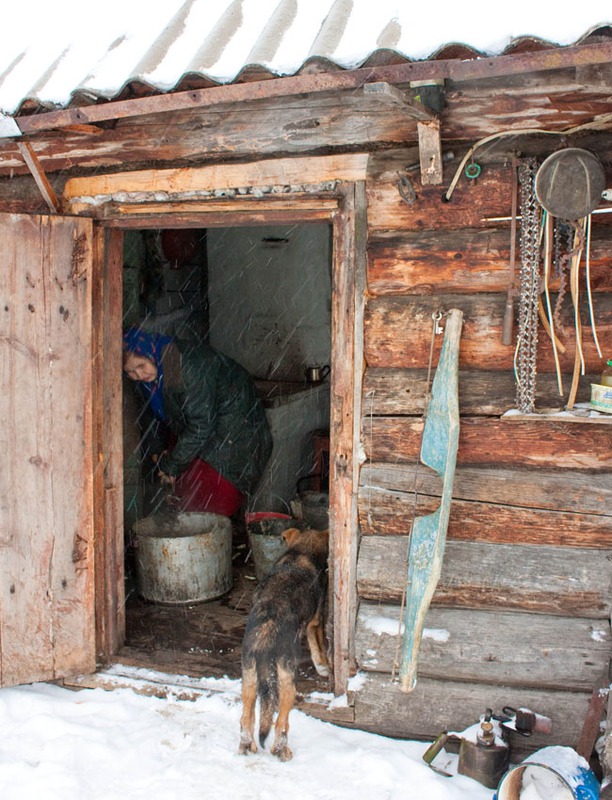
left=123, top=327, right=173, bottom=420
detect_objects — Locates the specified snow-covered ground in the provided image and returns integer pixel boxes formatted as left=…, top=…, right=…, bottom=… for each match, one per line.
left=0, top=669, right=495, bottom=800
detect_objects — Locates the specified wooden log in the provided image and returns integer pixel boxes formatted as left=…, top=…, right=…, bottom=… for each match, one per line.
left=360, top=462, right=612, bottom=517
left=362, top=416, right=612, bottom=470
left=363, top=294, right=612, bottom=372
left=366, top=146, right=612, bottom=232
left=366, top=150, right=513, bottom=232
left=356, top=602, right=611, bottom=691
left=1, top=94, right=408, bottom=178
left=367, top=227, right=612, bottom=295
left=353, top=672, right=592, bottom=753
left=362, top=368, right=597, bottom=415
left=357, top=536, right=612, bottom=617
left=357, top=485, right=612, bottom=548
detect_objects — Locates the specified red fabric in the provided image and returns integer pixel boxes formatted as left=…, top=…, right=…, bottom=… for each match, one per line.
left=174, top=458, right=245, bottom=516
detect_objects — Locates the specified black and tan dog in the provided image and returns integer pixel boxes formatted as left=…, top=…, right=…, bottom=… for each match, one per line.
left=238, top=527, right=329, bottom=762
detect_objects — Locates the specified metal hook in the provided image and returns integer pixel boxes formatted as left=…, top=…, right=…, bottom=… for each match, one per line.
left=432, top=310, right=444, bottom=334
left=397, top=174, right=416, bottom=205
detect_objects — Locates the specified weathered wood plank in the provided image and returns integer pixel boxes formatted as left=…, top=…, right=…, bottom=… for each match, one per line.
left=99, top=208, right=337, bottom=229
left=328, top=184, right=364, bottom=693
left=85, top=199, right=340, bottom=217
left=362, top=416, right=612, bottom=470
left=0, top=213, right=96, bottom=686
left=357, top=485, right=612, bottom=547
left=353, top=673, right=593, bottom=752
left=367, top=227, right=612, bottom=295
left=364, top=294, right=612, bottom=372
left=92, top=226, right=125, bottom=660
left=356, top=602, right=611, bottom=691
left=4, top=97, right=409, bottom=178
left=63, top=154, right=369, bottom=200
left=360, top=462, right=612, bottom=517
left=362, top=368, right=597, bottom=415
left=357, top=536, right=612, bottom=617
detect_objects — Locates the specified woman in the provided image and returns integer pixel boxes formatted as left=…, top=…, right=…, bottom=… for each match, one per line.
left=123, top=327, right=272, bottom=517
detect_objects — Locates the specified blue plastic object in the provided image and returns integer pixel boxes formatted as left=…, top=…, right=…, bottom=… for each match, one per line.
left=494, top=746, right=600, bottom=800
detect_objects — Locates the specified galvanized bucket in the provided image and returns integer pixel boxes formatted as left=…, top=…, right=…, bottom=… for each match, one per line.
left=246, top=513, right=297, bottom=581
left=133, top=511, right=233, bottom=604
left=494, top=745, right=600, bottom=800
left=297, top=491, right=329, bottom=529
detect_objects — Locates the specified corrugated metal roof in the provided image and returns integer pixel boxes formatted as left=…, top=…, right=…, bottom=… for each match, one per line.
left=1, top=0, right=611, bottom=115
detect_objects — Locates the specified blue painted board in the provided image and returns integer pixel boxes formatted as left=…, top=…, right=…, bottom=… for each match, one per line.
left=399, top=308, right=463, bottom=692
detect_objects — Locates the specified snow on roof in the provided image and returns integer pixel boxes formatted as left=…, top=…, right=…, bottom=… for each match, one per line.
left=1, top=0, right=611, bottom=115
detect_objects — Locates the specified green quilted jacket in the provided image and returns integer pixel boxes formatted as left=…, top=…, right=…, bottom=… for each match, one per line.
left=136, top=340, right=272, bottom=496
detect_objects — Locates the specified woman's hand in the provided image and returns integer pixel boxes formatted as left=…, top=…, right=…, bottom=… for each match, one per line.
left=157, top=469, right=176, bottom=488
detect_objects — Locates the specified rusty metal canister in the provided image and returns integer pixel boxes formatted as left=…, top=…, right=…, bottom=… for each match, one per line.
left=458, top=720, right=510, bottom=789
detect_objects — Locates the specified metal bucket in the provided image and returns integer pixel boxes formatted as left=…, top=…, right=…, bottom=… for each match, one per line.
left=133, top=511, right=233, bottom=604
left=297, top=491, right=329, bottom=529
left=494, top=746, right=600, bottom=800
left=246, top=513, right=297, bottom=581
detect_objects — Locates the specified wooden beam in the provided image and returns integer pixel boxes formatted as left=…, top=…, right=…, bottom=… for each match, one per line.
left=16, top=142, right=60, bottom=212
left=9, top=41, right=612, bottom=136
left=329, top=182, right=365, bottom=695
left=362, top=82, right=434, bottom=121
left=63, top=154, right=369, bottom=202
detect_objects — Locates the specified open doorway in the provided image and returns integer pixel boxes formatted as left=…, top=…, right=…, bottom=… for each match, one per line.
left=119, top=223, right=332, bottom=683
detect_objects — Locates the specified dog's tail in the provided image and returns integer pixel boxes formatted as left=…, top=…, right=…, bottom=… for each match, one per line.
left=256, top=655, right=278, bottom=747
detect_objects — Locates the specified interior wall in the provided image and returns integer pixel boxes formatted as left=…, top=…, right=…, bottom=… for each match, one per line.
left=207, top=224, right=332, bottom=381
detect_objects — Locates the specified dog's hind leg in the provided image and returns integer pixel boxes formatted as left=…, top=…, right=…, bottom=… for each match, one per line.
left=238, top=664, right=258, bottom=755
left=306, top=611, right=330, bottom=677
left=270, top=664, right=296, bottom=762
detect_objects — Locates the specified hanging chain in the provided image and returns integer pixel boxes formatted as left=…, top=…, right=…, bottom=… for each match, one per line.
left=515, top=158, right=541, bottom=413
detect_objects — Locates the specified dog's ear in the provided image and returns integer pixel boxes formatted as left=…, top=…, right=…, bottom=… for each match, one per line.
left=282, top=527, right=301, bottom=545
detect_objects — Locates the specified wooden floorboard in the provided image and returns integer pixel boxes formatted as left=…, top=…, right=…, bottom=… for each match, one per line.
left=117, top=553, right=339, bottom=706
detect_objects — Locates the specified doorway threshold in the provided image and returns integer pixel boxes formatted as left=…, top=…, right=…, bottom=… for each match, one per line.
left=62, top=662, right=355, bottom=726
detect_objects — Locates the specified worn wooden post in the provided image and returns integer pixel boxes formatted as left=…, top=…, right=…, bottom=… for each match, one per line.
left=399, top=308, right=463, bottom=692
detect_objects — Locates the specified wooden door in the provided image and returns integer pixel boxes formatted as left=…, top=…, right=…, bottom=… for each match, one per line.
left=0, top=212, right=96, bottom=686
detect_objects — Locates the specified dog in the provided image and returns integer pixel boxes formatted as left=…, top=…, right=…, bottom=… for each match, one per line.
left=238, top=527, right=329, bottom=762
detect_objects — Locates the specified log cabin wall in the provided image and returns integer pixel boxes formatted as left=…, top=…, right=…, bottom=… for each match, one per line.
left=354, top=143, right=612, bottom=752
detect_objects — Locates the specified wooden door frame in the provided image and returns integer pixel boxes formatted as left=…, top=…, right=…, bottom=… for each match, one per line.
left=92, top=180, right=365, bottom=694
